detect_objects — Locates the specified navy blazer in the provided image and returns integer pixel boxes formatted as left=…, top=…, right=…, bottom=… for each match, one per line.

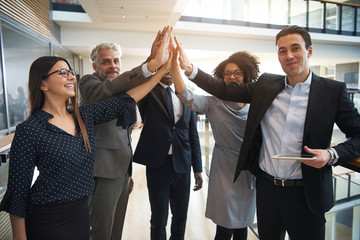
left=133, top=84, right=202, bottom=174
left=191, top=70, right=360, bottom=214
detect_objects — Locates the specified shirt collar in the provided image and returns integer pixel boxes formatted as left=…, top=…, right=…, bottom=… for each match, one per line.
left=284, top=71, right=312, bottom=92
left=36, top=110, right=54, bottom=123
left=159, top=82, right=174, bottom=91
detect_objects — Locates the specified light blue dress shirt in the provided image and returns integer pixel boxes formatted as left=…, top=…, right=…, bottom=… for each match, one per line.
left=259, top=73, right=312, bottom=180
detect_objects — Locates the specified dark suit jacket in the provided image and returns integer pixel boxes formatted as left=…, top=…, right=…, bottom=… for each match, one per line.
left=133, top=84, right=202, bottom=174
left=192, top=69, right=360, bottom=214
left=79, top=66, right=147, bottom=178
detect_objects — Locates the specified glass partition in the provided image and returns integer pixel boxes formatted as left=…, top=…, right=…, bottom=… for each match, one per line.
left=1, top=22, right=49, bottom=128
left=182, top=0, right=360, bottom=36
left=357, top=8, right=360, bottom=33
left=269, top=0, right=288, bottom=25
left=309, top=1, right=324, bottom=29
left=326, top=3, right=338, bottom=31
left=342, top=6, right=355, bottom=32
left=0, top=55, right=6, bottom=131
left=244, top=0, right=269, bottom=24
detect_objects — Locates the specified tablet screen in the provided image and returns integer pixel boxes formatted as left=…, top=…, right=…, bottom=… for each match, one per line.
left=272, top=154, right=317, bottom=161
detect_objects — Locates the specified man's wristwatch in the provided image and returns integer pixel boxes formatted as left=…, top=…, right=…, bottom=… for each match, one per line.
left=327, top=148, right=336, bottom=165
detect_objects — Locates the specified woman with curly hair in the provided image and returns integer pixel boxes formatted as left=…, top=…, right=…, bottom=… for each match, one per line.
left=171, top=38, right=260, bottom=240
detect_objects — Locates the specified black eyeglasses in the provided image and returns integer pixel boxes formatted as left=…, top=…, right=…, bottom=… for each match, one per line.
left=42, top=68, right=76, bottom=79
left=223, top=71, right=243, bottom=78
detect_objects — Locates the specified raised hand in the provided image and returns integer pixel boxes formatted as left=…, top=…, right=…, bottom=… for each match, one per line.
left=147, top=26, right=173, bottom=72
left=148, top=26, right=167, bottom=61
left=174, top=36, right=193, bottom=75
left=170, top=37, right=186, bottom=94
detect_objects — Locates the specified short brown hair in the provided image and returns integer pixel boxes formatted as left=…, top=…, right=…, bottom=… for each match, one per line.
left=276, top=25, right=312, bottom=49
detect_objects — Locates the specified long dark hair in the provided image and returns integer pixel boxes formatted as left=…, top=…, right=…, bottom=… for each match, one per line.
left=28, top=56, right=91, bottom=151
left=213, top=51, right=260, bottom=83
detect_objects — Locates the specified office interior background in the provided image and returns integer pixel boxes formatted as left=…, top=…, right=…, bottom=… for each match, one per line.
left=0, top=0, right=359, bottom=239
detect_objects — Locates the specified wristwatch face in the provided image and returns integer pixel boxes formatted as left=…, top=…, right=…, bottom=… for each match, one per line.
left=327, top=149, right=335, bottom=165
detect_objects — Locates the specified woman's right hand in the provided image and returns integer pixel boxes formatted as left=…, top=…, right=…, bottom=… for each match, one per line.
left=174, top=36, right=193, bottom=75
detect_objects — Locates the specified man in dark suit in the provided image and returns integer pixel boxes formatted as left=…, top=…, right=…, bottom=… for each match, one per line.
left=176, top=25, right=360, bottom=240
left=79, top=26, right=172, bottom=240
left=133, top=69, right=203, bottom=240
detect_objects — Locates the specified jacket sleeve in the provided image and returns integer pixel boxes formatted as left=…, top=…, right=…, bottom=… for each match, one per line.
left=79, top=65, right=148, bottom=105
left=189, top=111, right=202, bottom=172
left=176, top=87, right=214, bottom=115
left=191, top=68, right=255, bottom=103
left=332, top=82, right=360, bottom=164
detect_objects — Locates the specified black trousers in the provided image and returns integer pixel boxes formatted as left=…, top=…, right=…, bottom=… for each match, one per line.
left=256, top=175, right=325, bottom=240
left=25, top=196, right=90, bottom=240
left=146, top=156, right=190, bottom=240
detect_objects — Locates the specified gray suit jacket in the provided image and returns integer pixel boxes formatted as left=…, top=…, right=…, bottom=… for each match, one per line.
left=79, top=65, right=147, bottom=178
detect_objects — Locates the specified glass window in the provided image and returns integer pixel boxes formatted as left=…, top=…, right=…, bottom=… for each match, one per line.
left=342, top=6, right=355, bottom=32
left=2, top=22, right=49, bottom=128
left=244, top=0, right=269, bottom=24
left=326, top=3, right=338, bottom=31
left=357, top=8, right=360, bottom=33
left=309, top=1, right=324, bottom=29
left=289, top=0, right=307, bottom=27
left=0, top=56, right=6, bottom=131
left=269, top=0, right=288, bottom=25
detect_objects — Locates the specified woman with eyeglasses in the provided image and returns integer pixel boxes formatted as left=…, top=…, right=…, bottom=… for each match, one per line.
left=171, top=37, right=259, bottom=240
left=0, top=52, right=172, bottom=240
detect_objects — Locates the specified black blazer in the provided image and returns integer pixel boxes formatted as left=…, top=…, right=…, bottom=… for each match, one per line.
left=192, top=70, right=360, bottom=214
left=133, top=84, right=202, bottom=174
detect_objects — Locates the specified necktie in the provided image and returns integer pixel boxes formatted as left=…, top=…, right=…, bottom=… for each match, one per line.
left=166, top=87, right=174, bottom=122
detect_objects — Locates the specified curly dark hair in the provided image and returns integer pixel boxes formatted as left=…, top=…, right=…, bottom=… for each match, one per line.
left=213, top=51, right=260, bottom=83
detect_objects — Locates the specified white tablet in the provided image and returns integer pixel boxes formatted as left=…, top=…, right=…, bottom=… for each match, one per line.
left=272, top=154, right=317, bottom=161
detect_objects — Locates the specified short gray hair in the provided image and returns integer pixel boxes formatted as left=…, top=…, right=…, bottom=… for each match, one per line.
left=90, top=42, right=122, bottom=64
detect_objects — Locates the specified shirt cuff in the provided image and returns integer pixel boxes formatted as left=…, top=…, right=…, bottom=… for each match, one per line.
left=185, top=65, right=198, bottom=80
left=330, top=147, right=339, bottom=165
left=141, top=63, right=154, bottom=79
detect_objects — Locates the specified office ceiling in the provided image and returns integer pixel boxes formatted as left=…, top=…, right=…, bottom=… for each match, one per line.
left=57, top=0, right=188, bottom=32
left=53, top=0, right=360, bottom=71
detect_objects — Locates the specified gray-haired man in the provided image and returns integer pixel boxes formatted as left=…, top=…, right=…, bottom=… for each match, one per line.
left=79, top=27, right=172, bottom=240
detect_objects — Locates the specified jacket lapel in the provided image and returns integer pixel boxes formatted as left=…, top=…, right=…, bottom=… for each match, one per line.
left=303, top=74, right=323, bottom=142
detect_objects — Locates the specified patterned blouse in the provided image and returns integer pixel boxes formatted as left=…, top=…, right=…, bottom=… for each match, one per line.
left=0, top=93, right=135, bottom=217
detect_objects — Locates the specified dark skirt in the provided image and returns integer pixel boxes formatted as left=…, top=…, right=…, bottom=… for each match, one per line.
left=25, top=197, right=90, bottom=240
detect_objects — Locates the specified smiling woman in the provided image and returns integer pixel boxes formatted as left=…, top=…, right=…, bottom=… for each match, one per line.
left=0, top=53, right=172, bottom=240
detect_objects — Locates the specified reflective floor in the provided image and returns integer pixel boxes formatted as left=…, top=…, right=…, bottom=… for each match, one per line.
left=123, top=120, right=360, bottom=240
left=122, top=123, right=257, bottom=240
